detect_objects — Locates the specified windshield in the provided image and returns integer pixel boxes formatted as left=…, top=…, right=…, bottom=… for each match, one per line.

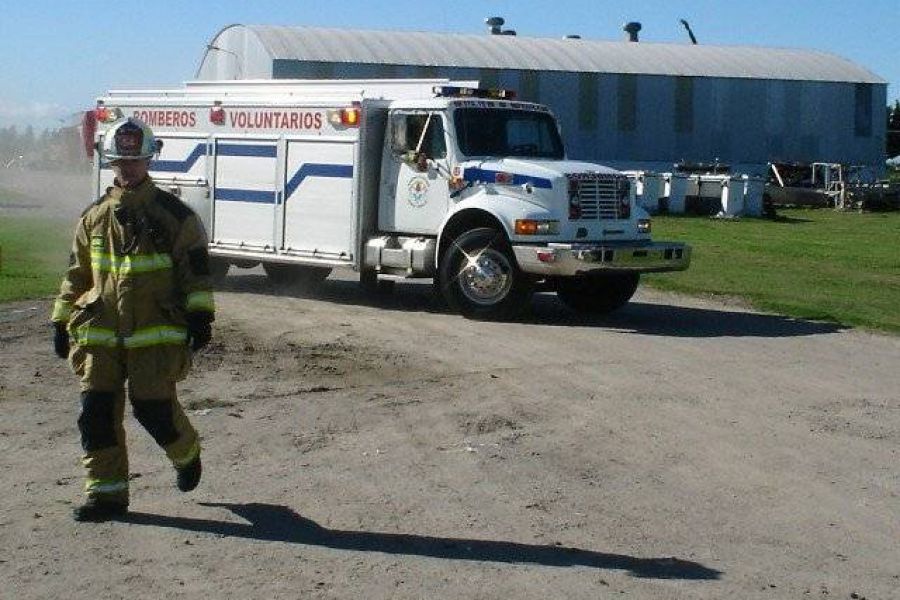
left=454, top=107, right=564, bottom=159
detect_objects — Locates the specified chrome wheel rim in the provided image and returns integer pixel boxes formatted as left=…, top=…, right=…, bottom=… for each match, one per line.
left=457, top=248, right=513, bottom=305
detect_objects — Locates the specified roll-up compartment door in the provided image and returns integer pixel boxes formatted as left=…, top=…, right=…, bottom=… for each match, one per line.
left=212, top=139, right=278, bottom=250
left=282, top=139, right=356, bottom=260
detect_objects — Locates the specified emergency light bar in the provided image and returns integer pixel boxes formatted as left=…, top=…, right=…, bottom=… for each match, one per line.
left=432, top=86, right=516, bottom=100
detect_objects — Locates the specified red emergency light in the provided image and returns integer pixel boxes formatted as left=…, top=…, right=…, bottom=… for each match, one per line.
left=94, top=102, right=121, bottom=124
left=340, top=103, right=361, bottom=127
left=210, top=102, right=226, bottom=125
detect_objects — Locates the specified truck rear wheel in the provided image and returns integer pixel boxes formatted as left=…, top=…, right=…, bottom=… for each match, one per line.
left=263, top=263, right=331, bottom=287
left=438, top=227, right=532, bottom=320
left=556, top=273, right=639, bottom=314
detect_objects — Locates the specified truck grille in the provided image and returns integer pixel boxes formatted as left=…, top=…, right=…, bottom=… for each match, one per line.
left=568, top=173, right=630, bottom=220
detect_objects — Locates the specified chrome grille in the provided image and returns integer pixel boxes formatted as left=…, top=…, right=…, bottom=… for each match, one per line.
left=569, top=173, right=628, bottom=220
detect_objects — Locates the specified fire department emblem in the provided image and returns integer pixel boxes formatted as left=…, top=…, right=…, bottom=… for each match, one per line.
left=407, top=176, right=429, bottom=208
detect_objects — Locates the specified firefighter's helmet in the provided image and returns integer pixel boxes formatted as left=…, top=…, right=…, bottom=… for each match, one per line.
left=102, top=117, right=157, bottom=161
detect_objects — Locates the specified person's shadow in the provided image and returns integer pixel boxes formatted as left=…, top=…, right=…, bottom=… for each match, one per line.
left=121, top=502, right=721, bottom=580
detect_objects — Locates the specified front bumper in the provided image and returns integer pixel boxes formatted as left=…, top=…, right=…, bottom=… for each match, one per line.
left=512, top=241, right=691, bottom=276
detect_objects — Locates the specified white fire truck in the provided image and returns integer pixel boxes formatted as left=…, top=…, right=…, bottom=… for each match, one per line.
left=88, top=79, right=690, bottom=319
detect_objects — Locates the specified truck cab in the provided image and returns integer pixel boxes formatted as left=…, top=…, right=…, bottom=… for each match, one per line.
left=365, top=86, right=690, bottom=318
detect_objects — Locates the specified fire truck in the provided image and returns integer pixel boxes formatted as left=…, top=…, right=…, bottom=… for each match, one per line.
left=87, top=79, right=690, bottom=319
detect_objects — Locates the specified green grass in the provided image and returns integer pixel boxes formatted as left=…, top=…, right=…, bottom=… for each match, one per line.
left=3, top=186, right=900, bottom=333
left=644, top=209, right=900, bottom=333
left=0, top=193, right=72, bottom=303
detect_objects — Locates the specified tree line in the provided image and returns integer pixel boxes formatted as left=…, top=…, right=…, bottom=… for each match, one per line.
left=0, top=124, right=88, bottom=171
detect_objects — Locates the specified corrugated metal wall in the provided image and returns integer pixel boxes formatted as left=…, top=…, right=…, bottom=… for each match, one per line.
left=269, top=59, right=886, bottom=175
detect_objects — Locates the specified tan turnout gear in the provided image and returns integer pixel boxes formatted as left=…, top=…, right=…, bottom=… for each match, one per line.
left=52, top=175, right=214, bottom=502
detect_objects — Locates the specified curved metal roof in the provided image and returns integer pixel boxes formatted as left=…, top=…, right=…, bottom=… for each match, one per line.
left=199, top=24, right=884, bottom=84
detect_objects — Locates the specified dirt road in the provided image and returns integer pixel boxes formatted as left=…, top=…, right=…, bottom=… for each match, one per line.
left=1, top=270, right=898, bottom=599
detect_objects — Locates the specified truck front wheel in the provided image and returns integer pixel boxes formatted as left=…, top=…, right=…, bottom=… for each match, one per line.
left=263, top=263, right=331, bottom=287
left=438, top=227, right=532, bottom=320
left=556, top=273, right=639, bottom=314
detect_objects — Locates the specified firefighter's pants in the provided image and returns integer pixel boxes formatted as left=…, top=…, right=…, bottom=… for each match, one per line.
left=71, top=344, right=199, bottom=502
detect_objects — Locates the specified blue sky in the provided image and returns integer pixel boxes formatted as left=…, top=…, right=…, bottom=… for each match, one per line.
left=0, top=0, right=897, bottom=130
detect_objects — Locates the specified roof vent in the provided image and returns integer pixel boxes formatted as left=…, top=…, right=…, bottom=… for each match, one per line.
left=485, top=16, right=515, bottom=36
left=623, top=21, right=641, bottom=42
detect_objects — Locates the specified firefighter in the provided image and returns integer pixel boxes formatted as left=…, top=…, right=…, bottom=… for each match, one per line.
left=51, top=117, right=215, bottom=522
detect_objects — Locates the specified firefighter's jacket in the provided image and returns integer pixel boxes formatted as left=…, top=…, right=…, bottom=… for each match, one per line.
left=51, top=177, right=215, bottom=369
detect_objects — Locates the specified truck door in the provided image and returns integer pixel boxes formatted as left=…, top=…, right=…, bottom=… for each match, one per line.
left=212, top=139, right=278, bottom=251
left=378, top=111, right=450, bottom=234
left=281, top=138, right=356, bottom=261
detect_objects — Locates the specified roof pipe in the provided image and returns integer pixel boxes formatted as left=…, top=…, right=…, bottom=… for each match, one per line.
left=680, top=19, right=698, bottom=44
left=623, top=22, right=641, bottom=42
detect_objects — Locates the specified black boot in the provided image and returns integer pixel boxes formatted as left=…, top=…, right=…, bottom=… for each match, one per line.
left=176, top=455, right=202, bottom=492
left=72, top=496, right=128, bottom=522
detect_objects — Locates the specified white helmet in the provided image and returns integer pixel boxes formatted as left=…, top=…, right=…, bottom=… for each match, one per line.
left=102, top=117, right=157, bottom=161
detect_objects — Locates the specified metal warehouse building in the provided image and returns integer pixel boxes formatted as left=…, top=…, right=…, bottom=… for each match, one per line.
left=196, top=24, right=887, bottom=176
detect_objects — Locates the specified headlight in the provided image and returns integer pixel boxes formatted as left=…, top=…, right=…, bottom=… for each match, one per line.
left=637, top=218, right=651, bottom=234
left=515, top=219, right=560, bottom=235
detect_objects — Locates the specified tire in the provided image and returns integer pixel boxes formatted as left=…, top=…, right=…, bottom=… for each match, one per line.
left=438, top=227, right=532, bottom=320
left=263, top=263, right=331, bottom=287
left=556, top=273, right=639, bottom=314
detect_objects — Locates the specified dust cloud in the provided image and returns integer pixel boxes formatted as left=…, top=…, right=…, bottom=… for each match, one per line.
left=0, top=168, right=94, bottom=221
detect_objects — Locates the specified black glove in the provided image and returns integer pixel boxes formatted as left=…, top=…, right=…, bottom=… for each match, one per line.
left=52, top=322, right=70, bottom=359
left=185, top=312, right=213, bottom=351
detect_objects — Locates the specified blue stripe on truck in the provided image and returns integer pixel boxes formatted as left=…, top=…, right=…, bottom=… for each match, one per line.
left=149, top=143, right=275, bottom=172
left=214, top=188, right=277, bottom=204
left=147, top=144, right=206, bottom=172
left=284, top=163, right=354, bottom=200
left=143, top=142, right=353, bottom=205
left=462, top=167, right=553, bottom=189
left=216, top=144, right=277, bottom=158
left=214, top=162, right=354, bottom=205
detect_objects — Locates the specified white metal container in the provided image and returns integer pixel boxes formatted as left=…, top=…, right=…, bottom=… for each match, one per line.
left=720, top=176, right=745, bottom=216
left=743, top=175, right=765, bottom=216
left=662, top=173, right=688, bottom=213
left=623, top=170, right=665, bottom=212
